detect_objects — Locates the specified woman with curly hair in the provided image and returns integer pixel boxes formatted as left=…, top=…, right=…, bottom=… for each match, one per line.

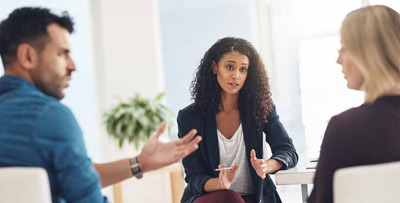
left=177, top=37, right=298, bottom=203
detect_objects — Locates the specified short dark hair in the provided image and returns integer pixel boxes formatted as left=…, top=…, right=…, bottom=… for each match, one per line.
left=0, top=7, right=74, bottom=67
left=190, top=37, right=273, bottom=130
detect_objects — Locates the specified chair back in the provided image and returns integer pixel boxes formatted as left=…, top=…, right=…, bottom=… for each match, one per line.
left=0, top=167, right=52, bottom=203
left=334, top=161, right=400, bottom=203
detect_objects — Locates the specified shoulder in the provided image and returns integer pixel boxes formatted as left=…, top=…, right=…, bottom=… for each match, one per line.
left=178, top=103, right=199, bottom=120
left=327, top=103, right=371, bottom=131
left=35, top=101, right=82, bottom=143
left=323, top=104, right=371, bottom=145
left=267, top=103, right=278, bottom=119
left=177, top=103, right=205, bottom=134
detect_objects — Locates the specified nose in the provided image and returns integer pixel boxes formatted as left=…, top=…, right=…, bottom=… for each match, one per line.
left=336, top=53, right=341, bottom=65
left=232, top=69, right=240, bottom=80
left=67, top=56, right=76, bottom=72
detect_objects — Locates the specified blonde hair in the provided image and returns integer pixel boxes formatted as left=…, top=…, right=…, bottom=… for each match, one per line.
left=341, top=5, right=400, bottom=102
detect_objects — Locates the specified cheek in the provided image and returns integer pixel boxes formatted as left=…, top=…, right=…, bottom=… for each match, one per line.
left=342, top=58, right=353, bottom=75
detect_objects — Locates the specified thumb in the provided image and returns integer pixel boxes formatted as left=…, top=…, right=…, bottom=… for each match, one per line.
left=232, top=164, right=239, bottom=172
left=153, top=121, right=168, bottom=139
left=250, top=149, right=257, bottom=161
left=218, top=164, right=226, bottom=169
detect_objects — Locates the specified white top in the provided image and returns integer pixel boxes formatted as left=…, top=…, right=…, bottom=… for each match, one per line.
left=217, top=124, right=254, bottom=195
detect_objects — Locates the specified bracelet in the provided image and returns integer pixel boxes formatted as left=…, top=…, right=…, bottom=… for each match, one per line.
left=129, top=156, right=143, bottom=179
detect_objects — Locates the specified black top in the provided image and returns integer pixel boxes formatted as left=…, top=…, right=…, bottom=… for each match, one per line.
left=178, top=103, right=298, bottom=203
left=309, top=96, right=400, bottom=203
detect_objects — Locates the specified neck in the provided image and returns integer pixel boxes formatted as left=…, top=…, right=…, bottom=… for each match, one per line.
left=4, top=65, right=34, bottom=84
left=385, top=84, right=400, bottom=96
left=219, top=92, right=239, bottom=113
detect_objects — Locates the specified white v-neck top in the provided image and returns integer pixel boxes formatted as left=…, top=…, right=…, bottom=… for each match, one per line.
left=217, top=124, right=254, bottom=195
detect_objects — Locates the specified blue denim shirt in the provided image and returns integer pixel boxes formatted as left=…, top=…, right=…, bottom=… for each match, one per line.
left=0, top=75, right=107, bottom=203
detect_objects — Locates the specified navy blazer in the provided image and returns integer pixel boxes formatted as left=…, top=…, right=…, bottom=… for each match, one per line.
left=177, top=103, right=298, bottom=203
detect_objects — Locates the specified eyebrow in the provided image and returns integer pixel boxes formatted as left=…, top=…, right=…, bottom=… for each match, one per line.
left=224, top=60, right=248, bottom=65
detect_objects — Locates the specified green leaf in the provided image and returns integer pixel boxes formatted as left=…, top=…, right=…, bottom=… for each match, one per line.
left=103, top=92, right=174, bottom=150
left=155, top=92, right=164, bottom=101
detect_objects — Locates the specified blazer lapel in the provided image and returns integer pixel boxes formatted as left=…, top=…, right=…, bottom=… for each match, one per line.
left=204, top=116, right=220, bottom=177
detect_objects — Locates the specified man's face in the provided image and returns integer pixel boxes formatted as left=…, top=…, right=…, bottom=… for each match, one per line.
left=31, top=23, right=76, bottom=99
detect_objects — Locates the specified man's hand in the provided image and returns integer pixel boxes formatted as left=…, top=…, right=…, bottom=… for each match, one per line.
left=218, top=163, right=238, bottom=190
left=137, top=122, right=201, bottom=172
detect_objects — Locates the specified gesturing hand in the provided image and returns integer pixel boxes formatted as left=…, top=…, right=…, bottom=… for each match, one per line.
left=250, top=149, right=267, bottom=179
left=138, top=122, right=202, bottom=172
left=218, top=163, right=239, bottom=190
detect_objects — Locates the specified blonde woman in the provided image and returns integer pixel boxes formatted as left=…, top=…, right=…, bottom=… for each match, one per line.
left=309, top=5, right=400, bottom=203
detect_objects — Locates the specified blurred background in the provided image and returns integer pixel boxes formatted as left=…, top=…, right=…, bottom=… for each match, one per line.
left=0, top=0, right=398, bottom=202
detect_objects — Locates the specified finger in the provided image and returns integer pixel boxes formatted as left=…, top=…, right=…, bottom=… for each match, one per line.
left=180, top=137, right=202, bottom=158
left=250, top=149, right=257, bottom=161
left=232, top=164, right=239, bottom=173
left=176, top=129, right=197, bottom=145
left=258, top=159, right=265, bottom=165
left=218, top=164, right=226, bottom=169
left=153, top=121, right=168, bottom=139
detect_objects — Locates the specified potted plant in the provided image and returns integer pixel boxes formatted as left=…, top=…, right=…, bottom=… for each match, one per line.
left=104, top=93, right=174, bottom=149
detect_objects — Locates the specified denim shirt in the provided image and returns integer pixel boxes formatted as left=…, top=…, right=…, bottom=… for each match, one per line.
left=0, top=75, right=107, bottom=203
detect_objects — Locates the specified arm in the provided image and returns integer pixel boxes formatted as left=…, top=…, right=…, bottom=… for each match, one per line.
left=264, top=104, right=298, bottom=170
left=95, top=122, right=201, bottom=188
left=39, top=104, right=106, bottom=202
left=177, top=110, right=213, bottom=196
left=93, top=159, right=131, bottom=188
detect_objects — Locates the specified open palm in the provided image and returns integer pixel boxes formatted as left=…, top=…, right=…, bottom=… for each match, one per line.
left=218, top=163, right=239, bottom=189
left=138, top=122, right=201, bottom=172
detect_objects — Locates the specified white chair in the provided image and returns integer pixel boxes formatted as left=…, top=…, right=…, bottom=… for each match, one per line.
left=333, top=161, right=400, bottom=203
left=0, top=167, right=52, bottom=203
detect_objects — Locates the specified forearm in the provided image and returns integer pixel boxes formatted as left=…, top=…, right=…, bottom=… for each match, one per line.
left=93, top=158, right=133, bottom=188
left=203, top=177, right=222, bottom=192
left=266, top=158, right=284, bottom=174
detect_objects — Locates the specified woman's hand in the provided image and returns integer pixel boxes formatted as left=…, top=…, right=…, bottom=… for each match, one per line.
left=218, top=163, right=239, bottom=190
left=250, top=149, right=268, bottom=179
left=250, top=149, right=284, bottom=179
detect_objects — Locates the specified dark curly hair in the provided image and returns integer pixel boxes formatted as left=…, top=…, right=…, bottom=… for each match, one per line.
left=190, top=37, right=273, bottom=130
left=0, top=7, right=74, bottom=67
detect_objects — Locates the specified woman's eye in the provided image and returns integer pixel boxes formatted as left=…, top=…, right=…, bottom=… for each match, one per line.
left=240, top=67, right=247, bottom=72
left=226, top=65, right=233, bottom=70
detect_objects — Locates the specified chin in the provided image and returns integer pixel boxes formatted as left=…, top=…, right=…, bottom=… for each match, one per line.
left=347, top=84, right=359, bottom=91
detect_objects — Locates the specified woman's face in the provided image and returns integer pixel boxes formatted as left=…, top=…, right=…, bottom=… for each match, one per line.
left=336, top=42, right=364, bottom=90
left=213, top=51, right=249, bottom=96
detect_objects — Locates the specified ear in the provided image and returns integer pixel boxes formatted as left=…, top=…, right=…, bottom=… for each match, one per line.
left=16, top=43, right=39, bottom=70
left=211, top=60, right=217, bottom=74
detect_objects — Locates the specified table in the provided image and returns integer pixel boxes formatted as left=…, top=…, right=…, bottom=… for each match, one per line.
left=275, top=167, right=315, bottom=203
left=275, top=151, right=318, bottom=203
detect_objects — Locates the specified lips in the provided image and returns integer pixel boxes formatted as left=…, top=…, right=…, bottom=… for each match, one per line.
left=228, top=82, right=239, bottom=87
left=65, top=76, right=71, bottom=87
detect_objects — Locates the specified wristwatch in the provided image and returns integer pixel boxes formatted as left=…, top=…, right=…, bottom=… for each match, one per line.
left=129, top=156, right=143, bottom=179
